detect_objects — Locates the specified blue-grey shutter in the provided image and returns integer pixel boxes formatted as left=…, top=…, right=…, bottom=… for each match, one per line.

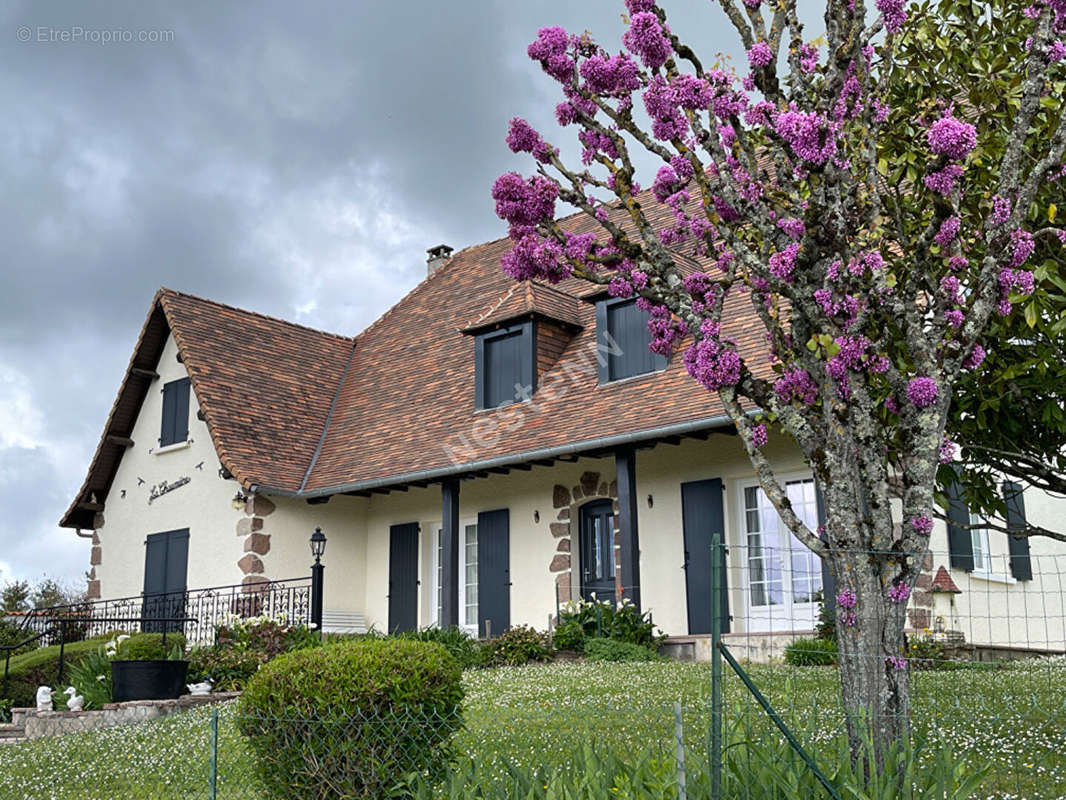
left=814, top=481, right=835, bottom=613
left=595, top=300, right=610, bottom=384
left=387, top=523, right=419, bottom=633
left=474, top=335, right=486, bottom=409
left=477, top=322, right=534, bottom=409
left=599, top=299, right=666, bottom=382
left=1002, top=481, right=1032, bottom=581
left=160, top=378, right=190, bottom=446
left=143, top=529, right=188, bottom=633
left=163, top=530, right=189, bottom=634
left=680, top=479, right=729, bottom=635
left=946, top=479, right=974, bottom=572
left=476, top=509, right=510, bottom=638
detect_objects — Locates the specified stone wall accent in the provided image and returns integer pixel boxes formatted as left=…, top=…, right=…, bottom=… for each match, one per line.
left=549, top=471, right=619, bottom=615
left=907, top=549, right=937, bottom=631
left=14, top=693, right=239, bottom=740
left=238, top=492, right=275, bottom=592
left=87, top=522, right=104, bottom=600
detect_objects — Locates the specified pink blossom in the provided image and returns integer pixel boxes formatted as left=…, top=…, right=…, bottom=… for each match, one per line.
left=939, top=436, right=957, bottom=464
left=991, top=194, right=1012, bottom=226
left=492, top=173, right=558, bottom=229
left=888, top=582, right=911, bottom=603
left=886, top=655, right=908, bottom=670
left=910, top=514, right=933, bottom=535
left=747, top=41, right=773, bottom=68
left=623, top=12, right=672, bottom=70
left=799, top=43, right=819, bottom=73
left=506, top=118, right=555, bottom=163
left=963, top=344, right=986, bottom=370
left=768, top=242, right=801, bottom=283
left=933, top=216, right=961, bottom=247
left=837, top=587, right=857, bottom=610
left=923, top=165, right=964, bottom=196
left=876, top=0, right=908, bottom=33
left=927, top=114, right=977, bottom=160
left=750, top=424, right=768, bottom=447
left=527, top=27, right=575, bottom=84
left=774, top=368, right=819, bottom=405
left=906, top=377, right=939, bottom=408
left=774, top=108, right=839, bottom=165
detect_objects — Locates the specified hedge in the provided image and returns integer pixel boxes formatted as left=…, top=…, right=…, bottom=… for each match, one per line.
left=238, top=638, right=464, bottom=799
left=2, top=632, right=185, bottom=708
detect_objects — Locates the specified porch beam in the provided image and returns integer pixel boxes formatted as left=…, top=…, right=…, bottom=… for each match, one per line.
left=440, top=478, right=461, bottom=627
left=615, top=446, right=641, bottom=610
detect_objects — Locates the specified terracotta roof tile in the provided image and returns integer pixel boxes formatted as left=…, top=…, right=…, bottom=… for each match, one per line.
left=461, top=281, right=583, bottom=333
left=931, top=565, right=962, bottom=594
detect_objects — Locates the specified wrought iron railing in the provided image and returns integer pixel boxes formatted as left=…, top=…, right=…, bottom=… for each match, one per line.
left=10, top=576, right=313, bottom=647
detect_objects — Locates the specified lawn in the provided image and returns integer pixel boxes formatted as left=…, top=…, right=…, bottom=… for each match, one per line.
left=1, top=659, right=1063, bottom=799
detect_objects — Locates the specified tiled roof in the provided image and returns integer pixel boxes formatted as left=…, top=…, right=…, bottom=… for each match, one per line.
left=461, top=281, right=584, bottom=333
left=931, top=565, right=962, bottom=594
left=64, top=185, right=772, bottom=520
left=60, top=290, right=354, bottom=528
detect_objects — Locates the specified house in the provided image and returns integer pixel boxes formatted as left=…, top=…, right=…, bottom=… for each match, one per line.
left=60, top=233, right=1066, bottom=659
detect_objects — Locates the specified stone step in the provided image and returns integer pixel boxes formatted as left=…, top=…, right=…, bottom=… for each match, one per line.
left=0, top=723, right=26, bottom=741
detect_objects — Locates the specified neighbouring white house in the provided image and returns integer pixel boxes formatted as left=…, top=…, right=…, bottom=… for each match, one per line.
left=60, top=231, right=1066, bottom=660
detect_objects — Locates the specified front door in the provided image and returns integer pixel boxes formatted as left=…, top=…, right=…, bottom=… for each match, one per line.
left=579, top=500, right=616, bottom=604
left=142, top=529, right=189, bottom=634
left=681, top=479, right=730, bottom=635
left=742, top=478, right=823, bottom=632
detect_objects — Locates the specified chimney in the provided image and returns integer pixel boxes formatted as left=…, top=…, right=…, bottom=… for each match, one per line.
left=426, top=244, right=454, bottom=275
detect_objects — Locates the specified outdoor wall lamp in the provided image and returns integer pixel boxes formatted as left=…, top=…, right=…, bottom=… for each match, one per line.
left=310, top=527, right=327, bottom=563
left=231, top=490, right=248, bottom=510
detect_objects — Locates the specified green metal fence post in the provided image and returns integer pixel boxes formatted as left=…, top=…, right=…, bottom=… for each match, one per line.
left=711, top=532, right=723, bottom=800
left=208, top=707, right=219, bottom=800
left=674, top=701, right=687, bottom=800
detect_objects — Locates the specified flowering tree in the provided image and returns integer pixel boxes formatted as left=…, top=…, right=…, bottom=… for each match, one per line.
left=493, top=0, right=1066, bottom=762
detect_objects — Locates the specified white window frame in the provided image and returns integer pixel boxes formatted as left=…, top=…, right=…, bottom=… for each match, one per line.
left=736, top=472, right=824, bottom=633
left=968, top=512, right=1015, bottom=584
left=430, top=518, right=479, bottom=635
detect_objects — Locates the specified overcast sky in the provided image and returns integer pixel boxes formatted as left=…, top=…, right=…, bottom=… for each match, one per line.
left=0, top=1, right=770, bottom=589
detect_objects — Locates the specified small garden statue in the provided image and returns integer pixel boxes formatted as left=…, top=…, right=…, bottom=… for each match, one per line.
left=35, top=685, right=53, bottom=712
left=63, top=686, right=85, bottom=712
left=186, top=679, right=213, bottom=696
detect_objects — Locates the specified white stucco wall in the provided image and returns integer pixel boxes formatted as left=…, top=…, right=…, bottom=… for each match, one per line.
left=95, top=334, right=245, bottom=600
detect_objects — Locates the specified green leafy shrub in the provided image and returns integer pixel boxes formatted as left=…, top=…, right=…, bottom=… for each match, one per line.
left=187, top=646, right=266, bottom=691
left=551, top=619, right=585, bottom=652
left=907, top=634, right=948, bottom=670
left=396, top=626, right=486, bottom=670
left=558, top=599, right=663, bottom=648
left=484, top=625, right=551, bottom=666
left=1, top=632, right=170, bottom=708
left=584, top=638, right=661, bottom=663
left=784, top=637, right=838, bottom=667
left=815, top=595, right=835, bottom=642
left=0, top=697, right=10, bottom=723
left=64, top=646, right=113, bottom=710
left=238, top=639, right=464, bottom=799
left=119, top=632, right=186, bottom=661
left=214, top=616, right=316, bottom=658
left=0, top=618, right=38, bottom=657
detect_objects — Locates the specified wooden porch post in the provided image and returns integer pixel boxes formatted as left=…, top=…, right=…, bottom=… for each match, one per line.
left=615, top=446, right=641, bottom=610
left=440, top=478, right=461, bottom=627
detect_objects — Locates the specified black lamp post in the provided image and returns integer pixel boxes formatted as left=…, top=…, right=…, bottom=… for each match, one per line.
left=309, top=527, right=326, bottom=636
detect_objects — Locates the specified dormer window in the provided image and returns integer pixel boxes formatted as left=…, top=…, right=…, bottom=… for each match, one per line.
left=596, top=298, right=666, bottom=383
left=475, top=321, right=535, bottom=410
left=160, top=377, right=191, bottom=446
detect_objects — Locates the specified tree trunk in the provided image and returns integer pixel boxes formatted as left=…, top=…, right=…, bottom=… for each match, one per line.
left=829, top=545, right=912, bottom=774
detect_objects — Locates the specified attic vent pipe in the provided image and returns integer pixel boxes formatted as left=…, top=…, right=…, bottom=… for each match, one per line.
left=427, top=244, right=453, bottom=275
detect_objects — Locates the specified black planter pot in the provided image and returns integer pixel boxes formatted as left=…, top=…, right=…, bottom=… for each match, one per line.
left=110, top=660, right=189, bottom=702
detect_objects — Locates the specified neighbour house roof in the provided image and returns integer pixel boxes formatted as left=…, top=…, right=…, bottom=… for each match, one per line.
left=931, top=565, right=963, bottom=594
left=63, top=189, right=770, bottom=526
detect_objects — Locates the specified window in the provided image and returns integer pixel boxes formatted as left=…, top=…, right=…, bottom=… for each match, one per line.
left=969, top=513, right=991, bottom=573
left=742, top=477, right=823, bottom=631
left=159, top=378, right=191, bottom=447
left=475, top=322, right=534, bottom=409
left=434, top=521, right=479, bottom=633
left=595, top=298, right=666, bottom=383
